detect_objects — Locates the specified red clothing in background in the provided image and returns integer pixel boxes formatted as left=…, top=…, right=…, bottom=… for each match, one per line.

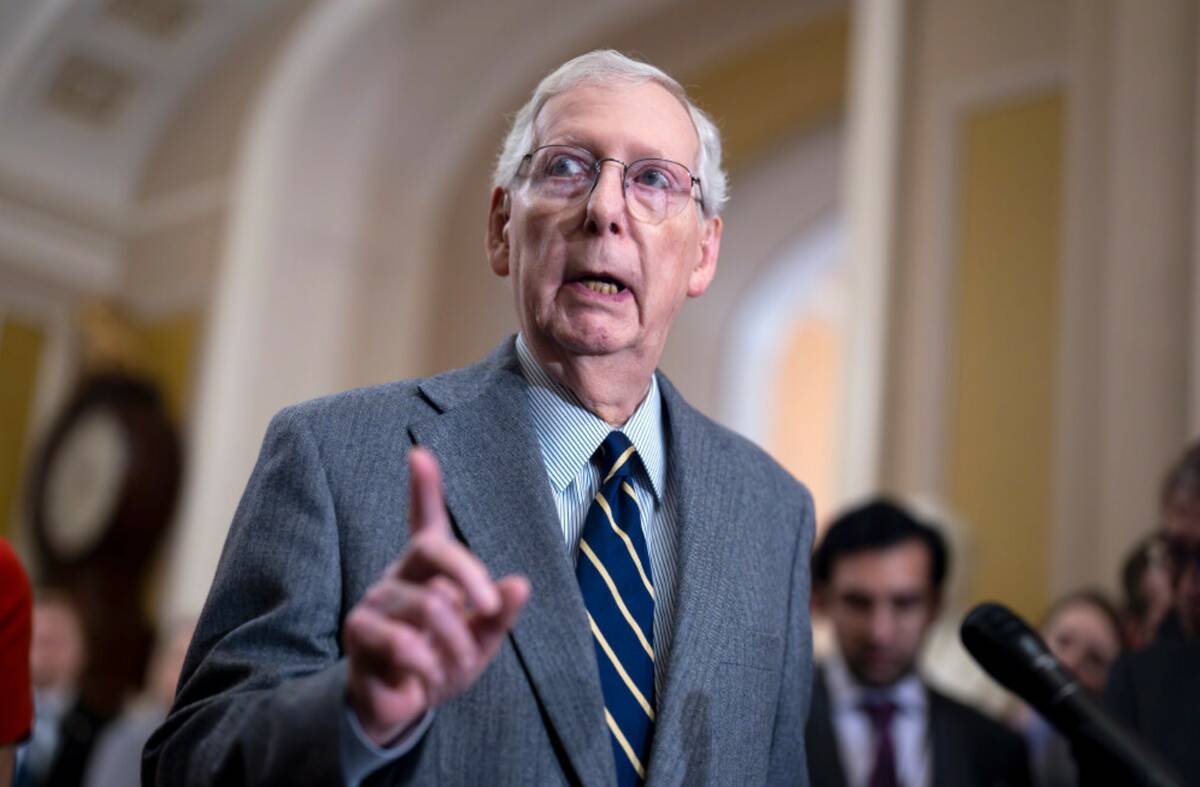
left=0, top=539, right=33, bottom=743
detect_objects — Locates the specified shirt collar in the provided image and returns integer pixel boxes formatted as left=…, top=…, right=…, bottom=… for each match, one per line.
left=825, top=649, right=928, bottom=716
left=515, top=332, right=666, bottom=502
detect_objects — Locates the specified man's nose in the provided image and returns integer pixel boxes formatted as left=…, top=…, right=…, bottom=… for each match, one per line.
left=867, top=608, right=896, bottom=644
left=585, top=159, right=627, bottom=236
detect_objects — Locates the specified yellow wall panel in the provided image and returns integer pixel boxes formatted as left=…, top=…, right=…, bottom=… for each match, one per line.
left=135, top=313, right=201, bottom=425
left=0, top=319, right=45, bottom=540
left=687, top=9, right=849, bottom=173
left=947, top=91, right=1064, bottom=621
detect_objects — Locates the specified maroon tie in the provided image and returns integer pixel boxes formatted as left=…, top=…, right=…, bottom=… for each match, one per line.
left=862, top=698, right=899, bottom=787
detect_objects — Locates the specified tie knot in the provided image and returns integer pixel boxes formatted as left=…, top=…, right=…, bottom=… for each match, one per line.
left=860, top=698, right=897, bottom=730
left=596, top=431, right=637, bottom=482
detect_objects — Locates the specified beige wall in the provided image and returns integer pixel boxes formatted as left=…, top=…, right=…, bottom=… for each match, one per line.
left=886, top=0, right=1069, bottom=499
left=884, top=0, right=1198, bottom=615
left=885, top=0, right=1072, bottom=614
left=125, top=0, right=313, bottom=322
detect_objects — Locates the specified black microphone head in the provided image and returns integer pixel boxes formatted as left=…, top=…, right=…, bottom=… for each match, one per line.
left=960, top=601, right=1078, bottom=719
left=962, top=603, right=1185, bottom=787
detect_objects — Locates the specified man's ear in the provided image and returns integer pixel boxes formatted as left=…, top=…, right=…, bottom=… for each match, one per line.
left=811, top=583, right=828, bottom=616
left=686, top=214, right=722, bottom=298
left=486, top=187, right=512, bottom=277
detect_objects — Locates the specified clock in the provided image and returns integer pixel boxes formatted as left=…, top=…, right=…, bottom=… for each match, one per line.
left=27, top=372, right=183, bottom=715
left=42, top=406, right=130, bottom=561
left=29, top=373, right=181, bottom=573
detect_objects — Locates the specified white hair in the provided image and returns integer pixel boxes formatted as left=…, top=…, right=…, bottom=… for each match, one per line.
left=492, top=49, right=728, bottom=218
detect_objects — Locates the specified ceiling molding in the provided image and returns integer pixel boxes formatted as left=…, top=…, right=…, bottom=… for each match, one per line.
left=0, top=0, right=75, bottom=103
left=0, top=193, right=122, bottom=294
left=130, top=177, right=228, bottom=235
left=0, top=0, right=290, bottom=219
left=104, top=0, right=197, bottom=41
left=44, top=51, right=136, bottom=126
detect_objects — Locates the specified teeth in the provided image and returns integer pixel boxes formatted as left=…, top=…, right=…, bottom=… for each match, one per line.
left=582, top=279, right=620, bottom=295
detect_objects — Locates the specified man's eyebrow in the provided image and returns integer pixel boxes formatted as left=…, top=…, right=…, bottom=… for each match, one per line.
left=540, top=132, right=592, bottom=149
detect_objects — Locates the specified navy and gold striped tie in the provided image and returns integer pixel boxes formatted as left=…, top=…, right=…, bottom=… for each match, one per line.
left=577, top=431, right=656, bottom=787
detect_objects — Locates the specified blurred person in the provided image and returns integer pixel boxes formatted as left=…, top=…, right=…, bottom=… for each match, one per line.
left=1009, top=590, right=1122, bottom=787
left=17, top=591, right=85, bottom=787
left=1039, top=590, right=1122, bottom=697
left=18, top=590, right=114, bottom=787
left=1119, top=535, right=1173, bottom=650
left=1100, top=440, right=1200, bottom=783
left=81, top=620, right=193, bottom=787
left=144, top=50, right=816, bottom=787
left=0, top=541, right=34, bottom=787
left=806, top=499, right=1030, bottom=787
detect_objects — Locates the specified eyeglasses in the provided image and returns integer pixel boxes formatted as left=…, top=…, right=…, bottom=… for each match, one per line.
left=516, top=144, right=703, bottom=225
left=1158, top=532, right=1200, bottom=576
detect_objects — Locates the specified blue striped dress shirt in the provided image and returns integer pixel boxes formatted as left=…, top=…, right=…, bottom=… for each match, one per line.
left=515, top=333, right=680, bottom=694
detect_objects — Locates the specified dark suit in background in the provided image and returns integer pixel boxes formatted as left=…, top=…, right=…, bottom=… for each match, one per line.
left=1102, top=636, right=1200, bottom=784
left=806, top=665, right=1030, bottom=787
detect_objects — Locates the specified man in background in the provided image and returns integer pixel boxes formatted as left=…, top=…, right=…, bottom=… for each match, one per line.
left=806, top=499, right=1030, bottom=787
left=82, top=620, right=193, bottom=787
left=1118, top=534, right=1173, bottom=650
left=17, top=591, right=108, bottom=787
left=1103, top=440, right=1200, bottom=782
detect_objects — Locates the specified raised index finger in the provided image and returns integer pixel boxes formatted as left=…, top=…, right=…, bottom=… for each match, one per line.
left=409, top=446, right=450, bottom=537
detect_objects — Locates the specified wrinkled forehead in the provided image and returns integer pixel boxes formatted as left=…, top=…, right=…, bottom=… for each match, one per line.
left=532, top=80, right=700, bottom=165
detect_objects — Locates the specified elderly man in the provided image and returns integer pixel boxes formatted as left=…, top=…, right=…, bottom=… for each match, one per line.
left=144, top=50, right=815, bottom=787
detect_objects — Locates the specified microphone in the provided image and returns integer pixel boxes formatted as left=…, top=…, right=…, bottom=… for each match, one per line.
left=960, top=602, right=1182, bottom=787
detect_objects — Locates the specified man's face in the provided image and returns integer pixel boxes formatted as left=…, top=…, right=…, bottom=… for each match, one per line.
left=819, top=541, right=939, bottom=688
left=1162, top=491, right=1200, bottom=636
left=487, top=81, right=721, bottom=366
left=30, top=598, right=86, bottom=692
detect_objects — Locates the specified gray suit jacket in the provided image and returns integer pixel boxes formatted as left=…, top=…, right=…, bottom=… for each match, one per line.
left=144, top=337, right=815, bottom=786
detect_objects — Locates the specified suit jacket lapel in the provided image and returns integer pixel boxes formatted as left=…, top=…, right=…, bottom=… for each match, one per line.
left=806, top=667, right=850, bottom=787
left=643, top=375, right=747, bottom=785
left=408, top=340, right=614, bottom=787
left=928, top=689, right=967, bottom=787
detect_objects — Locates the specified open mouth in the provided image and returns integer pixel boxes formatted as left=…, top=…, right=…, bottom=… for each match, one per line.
left=575, top=275, right=627, bottom=296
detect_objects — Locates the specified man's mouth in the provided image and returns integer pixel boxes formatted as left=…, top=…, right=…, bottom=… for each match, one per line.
left=575, top=275, right=627, bottom=296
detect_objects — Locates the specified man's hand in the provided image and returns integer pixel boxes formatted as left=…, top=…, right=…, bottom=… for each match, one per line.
left=343, top=447, right=530, bottom=747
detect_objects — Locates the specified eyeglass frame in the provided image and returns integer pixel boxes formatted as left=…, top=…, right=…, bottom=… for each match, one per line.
left=1156, top=530, right=1200, bottom=577
left=514, top=144, right=706, bottom=222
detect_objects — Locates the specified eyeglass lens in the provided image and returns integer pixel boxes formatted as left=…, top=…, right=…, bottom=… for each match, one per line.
left=524, top=146, right=696, bottom=223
